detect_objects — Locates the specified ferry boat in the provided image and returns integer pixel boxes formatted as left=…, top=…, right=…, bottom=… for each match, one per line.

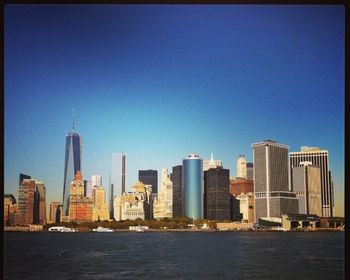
left=92, top=226, right=114, bottom=232
left=136, top=225, right=145, bottom=233
left=48, top=226, right=76, bottom=232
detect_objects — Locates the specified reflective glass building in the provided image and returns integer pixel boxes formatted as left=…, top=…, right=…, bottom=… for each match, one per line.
left=182, top=153, right=203, bottom=219
left=62, top=131, right=82, bottom=215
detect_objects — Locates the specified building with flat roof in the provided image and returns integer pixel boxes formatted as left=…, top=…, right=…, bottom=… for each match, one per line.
left=171, top=165, right=183, bottom=218
left=139, top=169, right=158, bottom=194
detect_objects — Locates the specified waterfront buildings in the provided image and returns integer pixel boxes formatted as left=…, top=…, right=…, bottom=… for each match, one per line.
left=114, top=181, right=153, bottom=221
left=292, top=162, right=322, bottom=217
left=68, top=171, right=93, bottom=223
left=139, top=169, right=158, bottom=194
left=4, top=194, right=17, bottom=226
left=237, top=155, right=247, bottom=178
left=111, top=153, right=127, bottom=195
left=17, top=178, right=36, bottom=225
left=153, top=169, right=173, bottom=219
left=290, top=146, right=334, bottom=217
left=252, top=140, right=298, bottom=222
left=35, top=180, right=46, bottom=224
left=171, top=165, right=183, bottom=218
left=62, top=121, right=82, bottom=216
left=204, top=166, right=230, bottom=220
left=203, top=153, right=222, bottom=172
left=183, top=153, right=203, bottom=219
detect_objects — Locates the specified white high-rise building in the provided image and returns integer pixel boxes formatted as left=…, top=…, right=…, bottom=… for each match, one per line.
left=91, top=175, right=102, bottom=187
left=203, top=153, right=222, bottom=172
left=237, top=155, right=247, bottom=179
left=153, top=169, right=173, bottom=219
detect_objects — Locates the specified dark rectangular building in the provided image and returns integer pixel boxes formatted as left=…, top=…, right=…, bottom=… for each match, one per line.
left=139, top=170, right=158, bottom=194
left=204, top=167, right=230, bottom=220
left=171, top=165, right=183, bottom=218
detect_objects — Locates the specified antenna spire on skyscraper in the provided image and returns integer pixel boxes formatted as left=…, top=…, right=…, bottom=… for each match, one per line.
left=72, top=108, right=76, bottom=132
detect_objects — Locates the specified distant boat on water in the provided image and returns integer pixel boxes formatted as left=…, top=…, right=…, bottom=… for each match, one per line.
left=48, top=226, right=75, bottom=232
left=92, top=226, right=114, bottom=232
left=136, top=225, right=144, bottom=233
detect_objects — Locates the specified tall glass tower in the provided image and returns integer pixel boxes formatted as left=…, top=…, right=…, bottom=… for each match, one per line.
left=62, top=114, right=82, bottom=216
left=182, top=153, right=203, bottom=219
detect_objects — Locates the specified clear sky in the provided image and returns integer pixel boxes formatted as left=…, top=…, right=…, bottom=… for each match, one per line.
left=5, top=5, right=345, bottom=216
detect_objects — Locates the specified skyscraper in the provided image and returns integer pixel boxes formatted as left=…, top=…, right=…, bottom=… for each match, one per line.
left=204, top=166, right=230, bottom=220
left=62, top=114, right=82, bottom=216
left=153, top=169, right=173, bottom=219
left=111, top=153, right=127, bottom=196
left=91, top=175, right=102, bottom=187
left=246, top=163, right=254, bottom=180
left=171, top=165, right=183, bottom=218
left=237, top=155, right=247, bottom=179
left=139, top=169, right=158, bottom=194
left=292, top=162, right=322, bottom=217
left=252, top=140, right=298, bottom=222
left=18, top=178, right=36, bottom=224
left=203, top=153, right=222, bottom=171
left=35, top=180, right=46, bottom=224
left=290, top=146, right=333, bottom=217
left=182, top=153, right=203, bottom=219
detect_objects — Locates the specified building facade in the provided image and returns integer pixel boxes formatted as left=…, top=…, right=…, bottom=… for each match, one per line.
left=204, top=167, right=230, bottom=220
left=91, top=175, right=102, bottom=187
left=68, top=171, right=93, bottom=223
left=4, top=194, right=17, bottom=226
left=18, top=178, right=36, bottom=224
left=92, top=185, right=109, bottom=221
left=292, top=162, right=322, bottom=217
left=237, top=192, right=254, bottom=223
left=171, top=165, right=183, bottom=218
left=203, top=153, right=222, bottom=172
left=253, top=140, right=298, bottom=222
left=237, top=155, right=247, bottom=178
left=111, top=153, right=127, bottom=196
left=62, top=128, right=82, bottom=216
left=153, top=169, right=173, bottom=219
left=290, top=146, right=333, bottom=217
left=246, top=163, right=254, bottom=180
left=230, top=178, right=254, bottom=197
left=139, top=169, right=158, bottom=194
left=113, top=181, right=153, bottom=221
left=49, top=202, right=62, bottom=223
left=183, top=153, right=203, bottom=219
left=35, top=181, right=46, bottom=224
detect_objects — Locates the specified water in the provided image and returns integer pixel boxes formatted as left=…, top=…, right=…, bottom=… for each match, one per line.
left=4, top=232, right=344, bottom=280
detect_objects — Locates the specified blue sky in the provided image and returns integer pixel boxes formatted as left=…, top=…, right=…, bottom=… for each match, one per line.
left=5, top=5, right=345, bottom=216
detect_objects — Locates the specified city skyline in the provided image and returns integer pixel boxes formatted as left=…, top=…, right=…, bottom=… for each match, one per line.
left=4, top=5, right=344, bottom=216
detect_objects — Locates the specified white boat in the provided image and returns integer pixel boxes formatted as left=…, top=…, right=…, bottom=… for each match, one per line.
left=48, top=226, right=75, bottom=232
left=136, top=225, right=144, bottom=233
left=92, top=226, right=113, bottom=232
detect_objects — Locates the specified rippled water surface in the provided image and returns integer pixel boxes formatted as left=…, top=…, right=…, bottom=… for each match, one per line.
left=4, top=232, right=344, bottom=279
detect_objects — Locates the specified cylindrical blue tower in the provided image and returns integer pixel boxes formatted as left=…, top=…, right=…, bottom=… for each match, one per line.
left=182, top=153, right=203, bottom=219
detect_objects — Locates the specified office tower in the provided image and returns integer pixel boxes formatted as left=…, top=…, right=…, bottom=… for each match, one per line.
left=68, top=171, right=93, bottom=223
left=35, top=180, right=46, bottom=224
left=236, top=192, right=254, bottom=223
left=171, top=165, right=183, bottom=218
left=230, top=178, right=254, bottom=197
left=91, top=175, right=102, bottom=187
left=237, top=155, right=247, bottom=178
left=111, top=153, right=127, bottom=195
left=246, top=163, right=254, bottom=180
left=62, top=115, right=82, bottom=216
left=204, top=167, right=230, bottom=220
left=4, top=194, right=17, bottom=226
left=33, top=187, right=40, bottom=224
left=153, top=169, right=173, bottom=219
left=114, top=181, right=152, bottom=221
left=292, top=162, right=322, bottom=217
left=85, top=181, right=92, bottom=198
left=252, top=140, right=298, bottom=222
left=183, top=153, right=203, bottom=219
left=18, top=178, right=36, bottom=224
left=49, top=202, right=61, bottom=223
left=139, top=170, right=158, bottom=194
left=203, top=153, right=222, bottom=171
left=290, top=146, right=334, bottom=217
left=83, top=180, right=88, bottom=197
